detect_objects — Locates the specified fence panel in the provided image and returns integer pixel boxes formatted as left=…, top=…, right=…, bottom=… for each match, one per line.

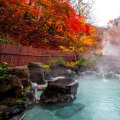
left=0, top=42, right=74, bottom=66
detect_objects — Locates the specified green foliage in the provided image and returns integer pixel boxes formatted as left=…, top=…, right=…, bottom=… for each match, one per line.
left=0, top=110, right=3, bottom=120
left=56, top=57, right=66, bottom=65
left=0, top=111, right=2, bottom=114
left=48, top=57, right=56, bottom=66
left=38, top=62, right=46, bottom=66
left=93, top=50, right=103, bottom=55
left=88, top=57, right=96, bottom=67
left=0, top=62, right=11, bottom=78
left=89, top=57, right=96, bottom=64
left=0, top=36, right=14, bottom=44
left=39, top=62, right=49, bottom=67
left=67, top=62, right=76, bottom=67
left=48, top=57, right=66, bottom=66
left=24, top=86, right=32, bottom=93
left=0, top=35, right=21, bottom=46
left=66, top=56, right=96, bottom=68
left=75, top=56, right=88, bottom=66
left=74, top=56, right=96, bottom=67
left=15, top=99, right=24, bottom=103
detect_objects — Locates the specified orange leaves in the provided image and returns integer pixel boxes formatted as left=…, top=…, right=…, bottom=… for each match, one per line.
left=1, top=0, right=95, bottom=51
left=3, top=0, right=39, bottom=17
left=109, top=20, right=113, bottom=23
left=67, top=16, right=82, bottom=34
left=66, top=16, right=90, bottom=36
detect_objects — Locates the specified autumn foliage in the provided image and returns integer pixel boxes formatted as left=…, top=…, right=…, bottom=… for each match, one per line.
left=0, top=0, right=98, bottom=52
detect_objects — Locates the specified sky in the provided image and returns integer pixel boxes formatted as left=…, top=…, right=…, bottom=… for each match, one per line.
left=84, top=0, right=120, bottom=27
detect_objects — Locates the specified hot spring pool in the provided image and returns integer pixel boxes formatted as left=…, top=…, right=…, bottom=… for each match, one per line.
left=23, top=77, right=120, bottom=120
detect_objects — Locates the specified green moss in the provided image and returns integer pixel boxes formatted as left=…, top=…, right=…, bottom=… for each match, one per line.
left=15, top=99, right=24, bottom=103
left=0, top=110, right=3, bottom=120
left=24, top=86, right=31, bottom=93
left=0, top=111, right=3, bottom=114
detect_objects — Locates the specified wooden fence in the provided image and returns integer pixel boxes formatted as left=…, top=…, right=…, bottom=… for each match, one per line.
left=0, top=42, right=75, bottom=66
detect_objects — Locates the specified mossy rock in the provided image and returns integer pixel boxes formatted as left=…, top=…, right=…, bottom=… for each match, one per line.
left=0, top=98, right=25, bottom=106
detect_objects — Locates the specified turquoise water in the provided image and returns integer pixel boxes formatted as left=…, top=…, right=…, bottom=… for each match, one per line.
left=24, top=77, right=120, bottom=120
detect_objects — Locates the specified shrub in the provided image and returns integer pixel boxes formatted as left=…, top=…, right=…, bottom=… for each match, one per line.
left=38, top=62, right=49, bottom=68
left=88, top=57, right=97, bottom=67
left=66, top=61, right=76, bottom=67
left=75, top=56, right=88, bottom=66
left=56, top=57, right=66, bottom=65
left=48, top=57, right=66, bottom=66
left=0, top=62, right=11, bottom=78
left=93, top=50, right=103, bottom=55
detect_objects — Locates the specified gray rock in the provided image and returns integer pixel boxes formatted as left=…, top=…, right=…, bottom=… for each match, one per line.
left=0, top=68, right=32, bottom=120
left=46, top=63, right=76, bottom=81
left=29, top=71, right=45, bottom=84
left=40, top=78, right=79, bottom=103
left=104, top=72, right=114, bottom=79
left=2, top=104, right=27, bottom=120
left=0, top=75, right=23, bottom=100
left=50, top=63, right=69, bottom=77
left=28, top=62, right=43, bottom=71
left=78, top=65, right=89, bottom=72
left=28, top=62, right=46, bottom=84
left=8, top=68, right=31, bottom=87
left=44, top=67, right=53, bottom=81
left=114, top=74, right=120, bottom=80
left=25, top=92, right=36, bottom=104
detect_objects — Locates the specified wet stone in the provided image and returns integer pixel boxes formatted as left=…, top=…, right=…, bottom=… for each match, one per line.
left=49, top=63, right=69, bottom=77
left=28, top=62, right=46, bottom=84
left=40, top=78, right=79, bottom=103
left=2, top=104, right=27, bottom=120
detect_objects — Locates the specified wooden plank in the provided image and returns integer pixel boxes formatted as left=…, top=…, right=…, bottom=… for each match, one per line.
left=0, top=42, right=74, bottom=66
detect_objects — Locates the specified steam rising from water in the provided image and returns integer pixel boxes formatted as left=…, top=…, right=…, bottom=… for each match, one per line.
left=102, top=19, right=120, bottom=56
left=103, top=41, right=120, bottom=56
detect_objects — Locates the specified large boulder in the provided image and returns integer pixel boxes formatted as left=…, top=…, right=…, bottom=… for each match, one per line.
left=0, top=75, right=23, bottom=101
left=28, top=62, right=43, bottom=71
left=8, top=68, right=31, bottom=88
left=0, top=67, right=31, bottom=100
left=0, top=68, right=33, bottom=120
left=69, top=66, right=79, bottom=75
left=104, top=72, right=114, bottom=79
left=28, top=62, right=46, bottom=84
left=1, top=104, right=27, bottom=120
left=40, top=78, right=79, bottom=103
left=44, top=67, right=53, bottom=80
left=49, top=63, right=69, bottom=77
left=45, top=62, right=76, bottom=81
left=78, top=65, right=89, bottom=72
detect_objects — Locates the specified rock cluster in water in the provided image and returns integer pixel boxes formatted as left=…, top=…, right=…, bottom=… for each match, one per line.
left=0, top=62, right=91, bottom=119
left=45, top=62, right=79, bottom=82
left=0, top=68, right=35, bottom=120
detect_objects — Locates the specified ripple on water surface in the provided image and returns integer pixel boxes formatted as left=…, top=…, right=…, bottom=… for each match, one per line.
left=24, top=77, right=120, bottom=120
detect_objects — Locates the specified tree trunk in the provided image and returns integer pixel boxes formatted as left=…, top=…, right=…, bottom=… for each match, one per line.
left=37, top=0, right=43, bottom=21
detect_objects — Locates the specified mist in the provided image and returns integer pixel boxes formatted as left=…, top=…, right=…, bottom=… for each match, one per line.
left=102, top=17, right=120, bottom=56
